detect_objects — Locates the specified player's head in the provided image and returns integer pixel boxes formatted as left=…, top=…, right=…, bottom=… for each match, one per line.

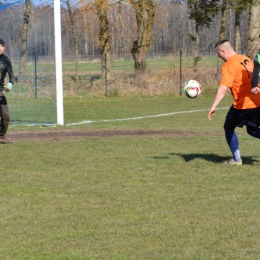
left=0, top=39, right=5, bottom=55
left=215, top=39, right=235, bottom=62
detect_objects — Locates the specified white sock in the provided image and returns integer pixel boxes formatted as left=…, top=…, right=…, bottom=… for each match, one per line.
left=233, top=149, right=241, bottom=161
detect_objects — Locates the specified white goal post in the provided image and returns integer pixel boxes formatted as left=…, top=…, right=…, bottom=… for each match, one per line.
left=54, top=0, right=64, bottom=125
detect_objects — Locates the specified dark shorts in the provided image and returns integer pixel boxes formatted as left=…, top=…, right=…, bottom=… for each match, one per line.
left=224, top=106, right=260, bottom=130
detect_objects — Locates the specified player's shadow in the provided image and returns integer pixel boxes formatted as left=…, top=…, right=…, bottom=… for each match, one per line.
left=153, top=153, right=259, bottom=165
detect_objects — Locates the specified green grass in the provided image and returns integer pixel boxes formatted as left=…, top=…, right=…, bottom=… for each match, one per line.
left=2, top=96, right=260, bottom=259
left=61, top=55, right=219, bottom=73
left=13, top=55, right=219, bottom=74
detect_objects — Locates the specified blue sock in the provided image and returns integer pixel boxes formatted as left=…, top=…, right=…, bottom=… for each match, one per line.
left=225, top=130, right=241, bottom=161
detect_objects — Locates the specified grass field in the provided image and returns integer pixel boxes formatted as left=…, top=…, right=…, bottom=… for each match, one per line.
left=2, top=95, right=260, bottom=259
left=12, top=55, right=218, bottom=74
left=61, top=55, right=218, bottom=73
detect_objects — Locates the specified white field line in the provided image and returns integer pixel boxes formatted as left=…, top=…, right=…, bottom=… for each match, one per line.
left=66, top=107, right=229, bottom=126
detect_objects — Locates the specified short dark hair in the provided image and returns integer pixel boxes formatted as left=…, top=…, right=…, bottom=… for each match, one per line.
left=0, top=39, right=5, bottom=46
left=215, top=39, right=229, bottom=48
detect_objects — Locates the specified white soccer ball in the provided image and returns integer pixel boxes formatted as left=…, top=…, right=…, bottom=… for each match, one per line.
left=183, top=80, right=202, bottom=98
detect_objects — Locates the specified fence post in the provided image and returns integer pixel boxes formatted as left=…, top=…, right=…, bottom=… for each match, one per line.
left=104, top=54, right=108, bottom=97
left=180, top=50, right=182, bottom=96
left=35, top=55, right=38, bottom=98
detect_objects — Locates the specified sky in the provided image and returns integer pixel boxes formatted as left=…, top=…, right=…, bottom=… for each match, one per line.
left=0, top=0, right=56, bottom=11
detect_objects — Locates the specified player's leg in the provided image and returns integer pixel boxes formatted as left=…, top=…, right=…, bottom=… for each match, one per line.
left=245, top=107, right=260, bottom=138
left=223, top=107, right=242, bottom=164
left=225, top=129, right=242, bottom=162
left=0, top=95, right=10, bottom=144
left=246, top=125, right=260, bottom=138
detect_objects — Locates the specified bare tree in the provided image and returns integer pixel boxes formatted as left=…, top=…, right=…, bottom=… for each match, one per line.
left=94, top=0, right=111, bottom=79
left=219, top=0, right=227, bottom=40
left=59, top=0, right=259, bottom=61
left=64, top=0, right=80, bottom=83
left=215, top=0, right=228, bottom=76
left=187, top=0, right=218, bottom=71
left=228, top=0, right=252, bottom=52
left=128, top=0, right=156, bottom=76
left=247, top=1, right=260, bottom=59
left=18, top=0, right=31, bottom=80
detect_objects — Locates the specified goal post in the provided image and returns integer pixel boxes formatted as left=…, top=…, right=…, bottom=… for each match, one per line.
left=54, top=0, right=64, bottom=126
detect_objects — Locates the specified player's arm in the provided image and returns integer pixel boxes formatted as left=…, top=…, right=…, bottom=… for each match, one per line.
left=6, top=57, right=15, bottom=85
left=4, top=57, right=15, bottom=92
left=208, top=85, right=228, bottom=120
left=251, top=58, right=260, bottom=94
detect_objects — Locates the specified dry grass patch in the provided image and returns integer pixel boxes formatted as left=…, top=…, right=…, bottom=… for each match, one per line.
left=62, top=67, right=221, bottom=98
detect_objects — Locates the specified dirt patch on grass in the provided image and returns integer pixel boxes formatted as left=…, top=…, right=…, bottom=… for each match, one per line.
left=6, top=129, right=223, bottom=142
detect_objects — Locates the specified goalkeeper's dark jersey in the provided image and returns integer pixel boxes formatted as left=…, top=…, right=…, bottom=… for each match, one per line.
left=0, top=54, right=15, bottom=91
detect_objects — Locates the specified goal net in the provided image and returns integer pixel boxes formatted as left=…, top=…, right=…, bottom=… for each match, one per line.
left=0, top=0, right=57, bottom=126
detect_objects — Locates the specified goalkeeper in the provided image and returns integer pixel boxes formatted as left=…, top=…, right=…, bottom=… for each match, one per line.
left=0, top=39, right=15, bottom=144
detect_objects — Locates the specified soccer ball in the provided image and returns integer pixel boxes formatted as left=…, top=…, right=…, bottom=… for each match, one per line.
left=183, top=80, right=202, bottom=98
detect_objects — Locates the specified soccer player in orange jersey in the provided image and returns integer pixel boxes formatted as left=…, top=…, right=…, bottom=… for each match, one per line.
left=208, top=39, right=260, bottom=165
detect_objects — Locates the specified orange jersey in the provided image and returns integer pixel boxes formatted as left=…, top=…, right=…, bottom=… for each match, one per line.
left=220, top=54, right=260, bottom=109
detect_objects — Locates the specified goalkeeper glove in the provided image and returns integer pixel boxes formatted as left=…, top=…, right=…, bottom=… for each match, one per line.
left=4, top=83, right=12, bottom=92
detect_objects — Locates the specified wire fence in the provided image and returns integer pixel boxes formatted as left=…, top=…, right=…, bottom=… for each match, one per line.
left=62, top=51, right=223, bottom=97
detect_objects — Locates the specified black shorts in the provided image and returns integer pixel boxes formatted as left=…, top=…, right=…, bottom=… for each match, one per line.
left=224, top=106, right=260, bottom=130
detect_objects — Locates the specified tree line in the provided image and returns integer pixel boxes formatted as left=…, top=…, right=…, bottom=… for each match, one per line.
left=2, top=0, right=260, bottom=80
